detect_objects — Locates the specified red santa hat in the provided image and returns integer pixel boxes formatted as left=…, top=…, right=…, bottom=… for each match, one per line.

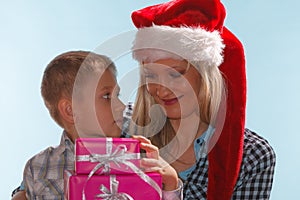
left=131, top=0, right=246, bottom=199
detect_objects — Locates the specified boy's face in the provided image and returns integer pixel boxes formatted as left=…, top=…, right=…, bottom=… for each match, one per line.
left=73, top=69, right=125, bottom=138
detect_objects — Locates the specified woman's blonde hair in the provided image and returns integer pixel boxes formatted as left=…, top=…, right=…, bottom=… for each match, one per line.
left=130, top=60, right=225, bottom=149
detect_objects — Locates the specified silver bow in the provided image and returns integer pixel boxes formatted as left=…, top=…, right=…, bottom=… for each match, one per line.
left=95, top=175, right=134, bottom=200
left=76, top=138, right=140, bottom=175
left=80, top=138, right=162, bottom=200
left=77, top=144, right=140, bottom=175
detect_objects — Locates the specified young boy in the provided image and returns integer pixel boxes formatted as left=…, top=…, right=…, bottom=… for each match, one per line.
left=12, top=51, right=181, bottom=199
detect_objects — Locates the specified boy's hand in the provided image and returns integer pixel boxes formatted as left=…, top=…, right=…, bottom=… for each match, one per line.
left=132, top=135, right=179, bottom=191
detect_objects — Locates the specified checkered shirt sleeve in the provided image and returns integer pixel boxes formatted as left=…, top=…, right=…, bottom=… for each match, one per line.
left=183, top=129, right=276, bottom=200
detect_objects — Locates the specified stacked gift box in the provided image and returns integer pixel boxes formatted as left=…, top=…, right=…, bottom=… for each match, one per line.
left=64, top=137, right=162, bottom=200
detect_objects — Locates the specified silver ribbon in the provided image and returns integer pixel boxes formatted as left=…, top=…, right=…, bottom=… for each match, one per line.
left=95, top=175, right=134, bottom=200
left=76, top=145, right=140, bottom=174
left=80, top=138, right=162, bottom=200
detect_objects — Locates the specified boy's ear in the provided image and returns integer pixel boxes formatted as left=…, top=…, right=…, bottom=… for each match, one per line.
left=58, top=99, right=74, bottom=124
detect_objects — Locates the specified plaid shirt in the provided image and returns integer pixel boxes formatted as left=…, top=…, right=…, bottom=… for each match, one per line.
left=183, top=128, right=276, bottom=200
left=23, top=131, right=74, bottom=199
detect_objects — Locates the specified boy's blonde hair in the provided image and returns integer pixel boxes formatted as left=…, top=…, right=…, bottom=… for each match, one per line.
left=131, top=61, right=225, bottom=149
left=41, top=51, right=116, bottom=128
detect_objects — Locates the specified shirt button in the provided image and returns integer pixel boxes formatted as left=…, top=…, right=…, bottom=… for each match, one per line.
left=196, top=139, right=201, bottom=143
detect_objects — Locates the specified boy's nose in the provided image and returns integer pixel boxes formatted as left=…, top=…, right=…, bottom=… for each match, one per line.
left=114, top=98, right=125, bottom=112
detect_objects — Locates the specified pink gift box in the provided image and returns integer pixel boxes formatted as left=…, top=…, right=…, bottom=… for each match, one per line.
left=75, top=137, right=140, bottom=175
left=64, top=170, right=162, bottom=200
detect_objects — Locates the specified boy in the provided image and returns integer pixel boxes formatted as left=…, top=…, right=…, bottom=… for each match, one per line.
left=13, top=51, right=181, bottom=199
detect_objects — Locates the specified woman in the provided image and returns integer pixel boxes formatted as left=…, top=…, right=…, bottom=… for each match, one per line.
left=129, top=0, right=276, bottom=199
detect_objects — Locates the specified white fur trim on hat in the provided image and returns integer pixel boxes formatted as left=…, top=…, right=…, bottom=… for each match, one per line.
left=132, top=25, right=225, bottom=67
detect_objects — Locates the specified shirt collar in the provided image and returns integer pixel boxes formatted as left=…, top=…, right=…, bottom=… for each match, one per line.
left=194, top=125, right=215, bottom=160
left=56, top=130, right=74, bottom=155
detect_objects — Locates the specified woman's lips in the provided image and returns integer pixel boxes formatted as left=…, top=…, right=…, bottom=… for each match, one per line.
left=162, top=95, right=183, bottom=106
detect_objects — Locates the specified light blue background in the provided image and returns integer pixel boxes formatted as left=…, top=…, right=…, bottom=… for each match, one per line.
left=1, top=0, right=299, bottom=199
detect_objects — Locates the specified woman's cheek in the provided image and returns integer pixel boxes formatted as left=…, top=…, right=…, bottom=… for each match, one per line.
left=146, top=84, right=156, bottom=97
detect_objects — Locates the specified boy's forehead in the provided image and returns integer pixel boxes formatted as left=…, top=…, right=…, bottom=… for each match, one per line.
left=98, top=70, right=117, bottom=85
left=99, top=85, right=120, bottom=91
left=83, top=72, right=119, bottom=94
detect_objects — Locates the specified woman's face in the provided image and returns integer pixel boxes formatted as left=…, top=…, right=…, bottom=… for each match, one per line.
left=143, top=58, right=201, bottom=120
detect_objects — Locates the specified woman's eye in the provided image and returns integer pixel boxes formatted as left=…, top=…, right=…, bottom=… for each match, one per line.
left=168, top=67, right=187, bottom=78
left=144, top=73, right=156, bottom=79
left=169, top=71, right=182, bottom=78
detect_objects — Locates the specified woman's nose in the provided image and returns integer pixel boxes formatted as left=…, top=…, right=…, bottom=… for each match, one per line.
left=155, top=83, right=172, bottom=98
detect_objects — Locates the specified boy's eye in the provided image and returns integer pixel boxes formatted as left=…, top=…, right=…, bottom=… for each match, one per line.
left=102, top=93, right=111, bottom=99
left=102, top=92, right=120, bottom=100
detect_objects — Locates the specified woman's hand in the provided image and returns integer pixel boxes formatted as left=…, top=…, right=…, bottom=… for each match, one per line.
left=132, top=135, right=179, bottom=191
left=11, top=191, right=27, bottom=200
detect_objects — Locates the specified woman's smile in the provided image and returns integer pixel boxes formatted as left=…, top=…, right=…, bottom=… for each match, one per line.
left=161, top=95, right=184, bottom=106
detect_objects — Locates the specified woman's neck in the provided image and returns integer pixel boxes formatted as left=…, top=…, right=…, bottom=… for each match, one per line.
left=169, top=112, right=208, bottom=140
left=169, top=113, right=209, bottom=172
